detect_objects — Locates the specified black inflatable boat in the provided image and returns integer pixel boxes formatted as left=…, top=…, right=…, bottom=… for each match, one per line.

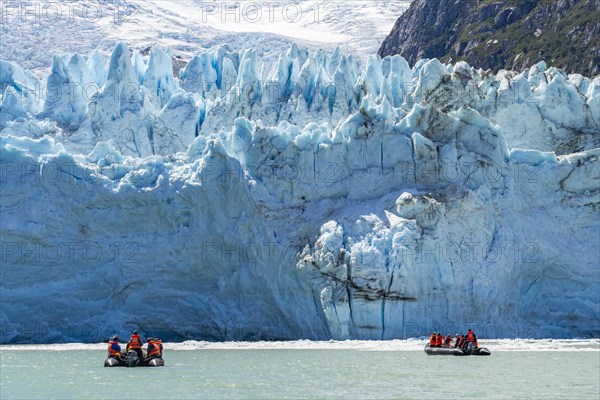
left=104, top=349, right=165, bottom=367
left=425, top=344, right=491, bottom=356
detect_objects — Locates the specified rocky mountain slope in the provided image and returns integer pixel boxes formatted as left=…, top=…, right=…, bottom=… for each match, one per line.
left=379, top=0, right=600, bottom=76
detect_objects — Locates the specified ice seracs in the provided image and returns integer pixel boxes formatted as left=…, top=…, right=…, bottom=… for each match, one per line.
left=0, top=60, right=43, bottom=129
left=41, top=55, right=92, bottom=131
left=88, top=43, right=152, bottom=157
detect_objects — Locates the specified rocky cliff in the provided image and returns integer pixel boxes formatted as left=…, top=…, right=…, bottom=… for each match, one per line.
left=379, top=0, right=600, bottom=75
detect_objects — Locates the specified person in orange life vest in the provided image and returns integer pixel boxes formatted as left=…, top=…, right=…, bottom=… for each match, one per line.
left=107, top=335, right=122, bottom=359
left=443, top=334, right=453, bottom=347
left=127, top=331, right=144, bottom=361
left=429, top=333, right=437, bottom=347
left=454, top=334, right=464, bottom=348
left=146, top=337, right=155, bottom=357
left=464, top=329, right=478, bottom=350
left=147, top=337, right=162, bottom=359
left=435, top=333, right=443, bottom=347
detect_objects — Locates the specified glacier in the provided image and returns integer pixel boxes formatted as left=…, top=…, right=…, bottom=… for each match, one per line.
left=0, top=43, right=599, bottom=343
left=0, top=0, right=413, bottom=78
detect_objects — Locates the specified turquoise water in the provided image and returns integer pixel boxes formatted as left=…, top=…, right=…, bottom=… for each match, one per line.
left=1, top=347, right=599, bottom=399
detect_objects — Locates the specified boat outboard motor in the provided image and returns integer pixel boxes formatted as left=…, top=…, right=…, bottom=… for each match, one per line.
left=466, top=342, right=475, bottom=354
left=126, top=349, right=139, bottom=367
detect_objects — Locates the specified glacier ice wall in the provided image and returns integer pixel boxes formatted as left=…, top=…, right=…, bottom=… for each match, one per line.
left=0, top=43, right=599, bottom=342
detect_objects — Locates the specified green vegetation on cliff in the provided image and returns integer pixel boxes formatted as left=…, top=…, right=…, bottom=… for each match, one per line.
left=379, top=0, right=600, bottom=75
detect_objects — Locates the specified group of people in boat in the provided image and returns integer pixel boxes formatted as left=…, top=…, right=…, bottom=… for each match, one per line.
left=107, top=331, right=163, bottom=362
left=429, top=329, right=479, bottom=351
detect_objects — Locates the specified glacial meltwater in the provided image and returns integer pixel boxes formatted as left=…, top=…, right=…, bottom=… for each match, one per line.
left=1, top=340, right=599, bottom=399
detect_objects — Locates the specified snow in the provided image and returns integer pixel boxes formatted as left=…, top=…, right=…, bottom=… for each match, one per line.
left=0, top=42, right=599, bottom=343
left=509, top=149, right=558, bottom=166
left=0, top=0, right=412, bottom=78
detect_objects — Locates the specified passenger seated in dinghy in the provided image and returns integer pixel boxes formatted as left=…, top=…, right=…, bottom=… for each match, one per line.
left=127, top=331, right=144, bottom=362
left=443, top=334, right=453, bottom=347
left=107, top=336, right=122, bottom=360
left=454, top=334, right=464, bottom=349
left=436, top=333, right=443, bottom=347
left=429, top=333, right=437, bottom=347
left=463, top=329, right=478, bottom=351
left=146, top=338, right=163, bottom=359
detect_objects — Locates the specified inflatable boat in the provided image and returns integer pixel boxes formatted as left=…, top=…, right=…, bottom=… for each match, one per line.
left=424, top=345, right=464, bottom=355
left=104, top=349, right=165, bottom=367
left=425, top=344, right=491, bottom=356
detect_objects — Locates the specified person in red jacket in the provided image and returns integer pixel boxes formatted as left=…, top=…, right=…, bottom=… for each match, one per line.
left=107, top=335, right=122, bottom=359
left=454, top=334, right=464, bottom=349
left=429, top=333, right=437, bottom=347
left=127, top=331, right=144, bottom=361
left=464, top=329, right=478, bottom=351
left=147, top=337, right=163, bottom=359
left=435, top=333, right=443, bottom=347
left=443, top=334, right=453, bottom=347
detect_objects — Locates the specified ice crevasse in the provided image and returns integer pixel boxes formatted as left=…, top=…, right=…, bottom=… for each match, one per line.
left=0, top=43, right=599, bottom=342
